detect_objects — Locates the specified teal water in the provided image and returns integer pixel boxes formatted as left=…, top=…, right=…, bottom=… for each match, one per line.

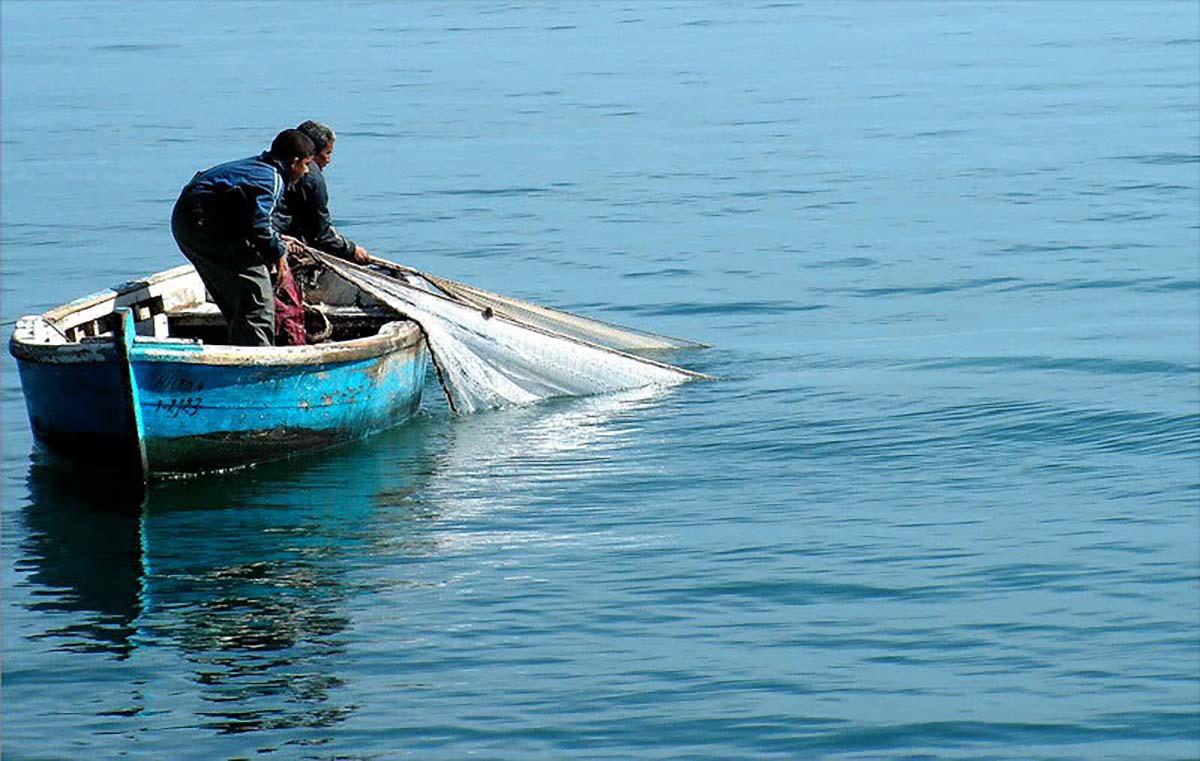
left=2, top=2, right=1198, bottom=758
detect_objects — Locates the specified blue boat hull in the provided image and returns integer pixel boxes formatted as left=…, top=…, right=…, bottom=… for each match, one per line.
left=14, top=320, right=428, bottom=476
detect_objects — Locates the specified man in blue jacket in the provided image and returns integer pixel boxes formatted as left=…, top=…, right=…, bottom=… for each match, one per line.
left=274, top=119, right=370, bottom=264
left=171, top=129, right=315, bottom=346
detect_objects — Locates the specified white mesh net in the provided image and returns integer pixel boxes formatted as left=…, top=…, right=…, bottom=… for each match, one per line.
left=313, top=254, right=707, bottom=414
left=416, top=272, right=707, bottom=352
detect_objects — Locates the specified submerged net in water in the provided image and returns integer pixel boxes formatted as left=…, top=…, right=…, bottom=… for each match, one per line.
left=313, top=253, right=707, bottom=414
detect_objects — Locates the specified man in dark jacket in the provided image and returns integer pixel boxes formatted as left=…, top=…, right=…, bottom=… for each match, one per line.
left=274, top=120, right=370, bottom=264
left=171, top=129, right=314, bottom=346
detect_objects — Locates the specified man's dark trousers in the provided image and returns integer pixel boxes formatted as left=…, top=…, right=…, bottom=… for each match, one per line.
left=171, top=197, right=275, bottom=347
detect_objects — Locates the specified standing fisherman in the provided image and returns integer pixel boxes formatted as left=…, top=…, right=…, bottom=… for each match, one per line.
left=171, top=129, right=314, bottom=346
left=272, top=120, right=370, bottom=345
left=274, top=119, right=371, bottom=264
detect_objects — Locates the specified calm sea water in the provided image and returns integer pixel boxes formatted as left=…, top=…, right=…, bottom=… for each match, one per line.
left=2, top=2, right=1198, bottom=759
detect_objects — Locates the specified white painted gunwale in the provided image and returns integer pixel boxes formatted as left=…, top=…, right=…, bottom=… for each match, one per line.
left=10, top=265, right=425, bottom=367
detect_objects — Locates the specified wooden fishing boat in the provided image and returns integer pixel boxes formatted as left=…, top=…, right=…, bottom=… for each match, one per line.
left=9, top=260, right=429, bottom=481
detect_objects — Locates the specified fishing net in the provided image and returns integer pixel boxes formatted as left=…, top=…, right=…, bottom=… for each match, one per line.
left=312, top=253, right=707, bottom=415
left=416, top=273, right=707, bottom=352
left=358, top=256, right=705, bottom=352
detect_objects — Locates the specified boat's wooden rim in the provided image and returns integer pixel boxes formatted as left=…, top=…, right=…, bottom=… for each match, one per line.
left=10, top=264, right=425, bottom=366
left=40, top=264, right=200, bottom=326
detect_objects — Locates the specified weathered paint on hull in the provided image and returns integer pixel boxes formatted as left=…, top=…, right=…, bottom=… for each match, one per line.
left=13, top=323, right=428, bottom=476
left=15, top=356, right=144, bottom=473
left=139, top=347, right=427, bottom=472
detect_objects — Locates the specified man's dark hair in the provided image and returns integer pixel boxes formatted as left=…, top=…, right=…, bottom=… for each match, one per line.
left=269, top=129, right=315, bottom=161
left=297, top=120, right=335, bottom=152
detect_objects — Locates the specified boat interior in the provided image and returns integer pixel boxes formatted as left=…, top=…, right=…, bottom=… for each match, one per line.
left=36, top=259, right=402, bottom=347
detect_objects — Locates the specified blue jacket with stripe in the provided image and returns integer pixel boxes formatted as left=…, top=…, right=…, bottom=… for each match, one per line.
left=178, top=152, right=288, bottom=266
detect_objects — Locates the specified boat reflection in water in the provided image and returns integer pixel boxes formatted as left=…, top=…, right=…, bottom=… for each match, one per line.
left=19, top=460, right=145, bottom=661
left=18, top=415, right=441, bottom=739
left=15, top=383, right=679, bottom=745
